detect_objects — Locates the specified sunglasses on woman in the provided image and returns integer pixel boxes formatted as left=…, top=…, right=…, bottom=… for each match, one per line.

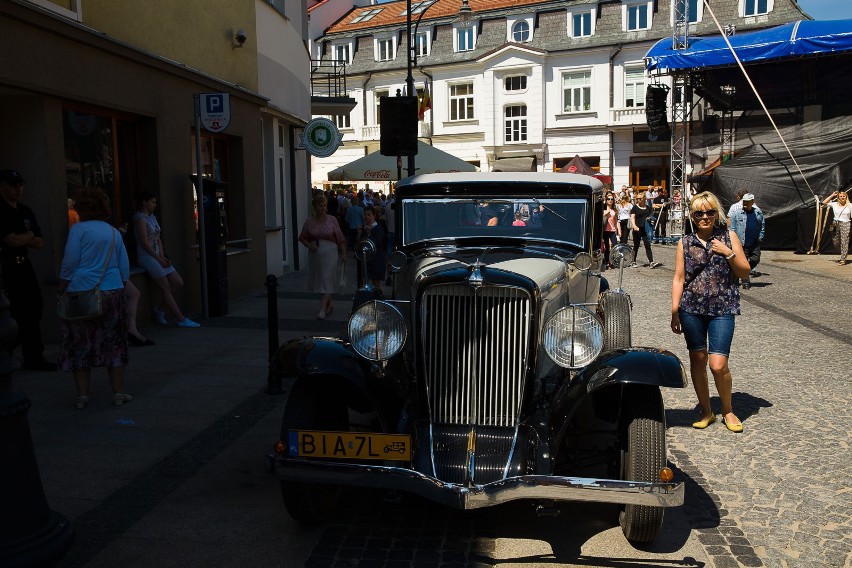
left=692, top=210, right=717, bottom=219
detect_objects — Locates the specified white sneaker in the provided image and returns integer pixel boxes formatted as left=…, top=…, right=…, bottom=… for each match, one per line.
left=177, top=318, right=201, bottom=328
left=152, top=307, right=168, bottom=325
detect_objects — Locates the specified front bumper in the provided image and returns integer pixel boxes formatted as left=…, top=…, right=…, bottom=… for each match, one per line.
left=265, top=455, right=684, bottom=509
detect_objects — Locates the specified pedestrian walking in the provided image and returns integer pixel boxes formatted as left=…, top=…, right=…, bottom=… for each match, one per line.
left=728, top=192, right=765, bottom=287
left=670, top=191, right=750, bottom=433
left=0, top=169, right=57, bottom=371
left=602, top=192, right=619, bottom=267
left=616, top=193, right=632, bottom=244
left=630, top=194, right=658, bottom=268
left=298, top=194, right=346, bottom=319
left=823, top=188, right=850, bottom=265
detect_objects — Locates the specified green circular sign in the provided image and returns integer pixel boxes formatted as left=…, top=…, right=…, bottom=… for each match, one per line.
left=302, top=118, right=342, bottom=157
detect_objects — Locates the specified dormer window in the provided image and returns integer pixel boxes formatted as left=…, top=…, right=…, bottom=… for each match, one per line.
left=672, top=0, right=701, bottom=23
left=455, top=26, right=476, bottom=52
left=507, top=15, right=534, bottom=43
left=375, top=36, right=397, bottom=61
left=741, top=0, right=772, bottom=17
left=623, top=0, right=652, bottom=31
left=569, top=8, right=595, bottom=38
left=512, top=21, right=530, bottom=42
left=333, top=43, right=352, bottom=65
left=415, top=31, right=431, bottom=58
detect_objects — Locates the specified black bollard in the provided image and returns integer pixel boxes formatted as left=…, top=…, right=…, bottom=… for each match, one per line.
left=265, top=274, right=282, bottom=395
left=0, top=269, right=74, bottom=566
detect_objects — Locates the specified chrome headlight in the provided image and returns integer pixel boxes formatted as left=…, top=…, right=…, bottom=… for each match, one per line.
left=543, top=306, right=604, bottom=368
left=348, top=300, right=407, bottom=361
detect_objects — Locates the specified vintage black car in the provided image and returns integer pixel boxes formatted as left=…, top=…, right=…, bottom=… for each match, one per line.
left=266, top=172, right=687, bottom=544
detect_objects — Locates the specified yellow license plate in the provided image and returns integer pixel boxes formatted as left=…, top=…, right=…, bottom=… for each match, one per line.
left=288, top=430, right=411, bottom=461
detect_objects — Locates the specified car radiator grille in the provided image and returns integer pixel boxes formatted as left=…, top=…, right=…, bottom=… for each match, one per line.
left=421, top=284, right=532, bottom=483
left=421, top=284, right=532, bottom=427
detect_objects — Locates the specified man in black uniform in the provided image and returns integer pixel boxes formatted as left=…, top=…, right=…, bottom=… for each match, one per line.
left=0, top=169, right=56, bottom=371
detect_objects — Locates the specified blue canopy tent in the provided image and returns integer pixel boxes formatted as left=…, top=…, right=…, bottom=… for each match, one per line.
left=644, top=20, right=852, bottom=250
left=646, top=19, right=852, bottom=73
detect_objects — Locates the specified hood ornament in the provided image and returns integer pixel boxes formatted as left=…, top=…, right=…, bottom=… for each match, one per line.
left=468, top=262, right=484, bottom=287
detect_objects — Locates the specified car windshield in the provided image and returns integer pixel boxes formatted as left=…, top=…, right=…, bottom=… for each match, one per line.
left=400, top=197, right=588, bottom=248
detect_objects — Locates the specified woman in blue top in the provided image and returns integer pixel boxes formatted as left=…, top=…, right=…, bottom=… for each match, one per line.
left=670, top=192, right=750, bottom=433
left=58, top=187, right=132, bottom=409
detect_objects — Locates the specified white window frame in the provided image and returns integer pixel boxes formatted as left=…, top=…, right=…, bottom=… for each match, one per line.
left=624, top=65, right=646, bottom=108
left=740, top=0, right=773, bottom=17
left=454, top=25, right=477, bottom=52
left=333, top=42, right=352, bottom=65
left=449, top=82, right=475, bottom=121
left=507, top=16, right=534, bottom=43
left=374, top=36, right=397, bottom=62
left=375, top=89, right=389, bottom=125
left=623, top=0, right=652, bottom=31
left=333, top=112, right=351, bottom=129
left=414, top=30, right=431, bottom=58
left=562, top=69, right=593, bottom=113
left=504, top=105, right=528, bottom=143
left=504, top=74, right=528, bottom=93
left=26, top=0, right=83, bottom=21
left=671, top=0, right=702, bottom=24
left=568, top=9, right=595, bottom=38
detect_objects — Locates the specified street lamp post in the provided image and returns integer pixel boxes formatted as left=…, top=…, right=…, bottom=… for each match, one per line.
left=405, top=0, right=416, bottom=177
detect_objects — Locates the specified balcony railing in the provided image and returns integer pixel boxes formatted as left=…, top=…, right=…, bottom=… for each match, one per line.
left=359, top=122, right=431, bottom=140
left=609, top=107, right=651, bottom=126
left=311, top=59, right=348, bottom=98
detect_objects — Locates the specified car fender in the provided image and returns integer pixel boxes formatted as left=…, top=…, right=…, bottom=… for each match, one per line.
left=577, top=347, right=688, bottom=393
left=270, top=337, right=395, bottom=434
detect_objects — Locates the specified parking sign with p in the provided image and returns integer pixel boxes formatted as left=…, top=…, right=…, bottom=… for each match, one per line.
left=200, top=93, right=231, bottom=133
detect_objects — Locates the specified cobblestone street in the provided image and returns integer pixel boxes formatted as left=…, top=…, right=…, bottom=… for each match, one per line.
left=623, top=246, right=852, bottom=568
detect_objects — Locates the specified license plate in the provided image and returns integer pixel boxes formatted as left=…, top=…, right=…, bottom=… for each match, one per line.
left=288, top=430, right=411, bottom=461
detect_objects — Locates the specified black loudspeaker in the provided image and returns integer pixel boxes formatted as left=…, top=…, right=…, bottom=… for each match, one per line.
left=380, top=96, right=418, bottom=157
left=646, top=84, right=671, bottom=136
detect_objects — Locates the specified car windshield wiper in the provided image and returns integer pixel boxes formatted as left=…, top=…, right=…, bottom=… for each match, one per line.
left=532, top=198, right=567, bottom=221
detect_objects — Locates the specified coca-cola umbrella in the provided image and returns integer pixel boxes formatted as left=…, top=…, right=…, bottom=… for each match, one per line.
left=326, top=141, right=476, bottom=181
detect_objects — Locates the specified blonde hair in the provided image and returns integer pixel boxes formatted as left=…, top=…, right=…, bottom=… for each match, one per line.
left=689, top=191, right=727, bottom=226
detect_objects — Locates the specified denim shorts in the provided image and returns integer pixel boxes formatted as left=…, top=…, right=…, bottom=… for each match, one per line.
left=679, top=312, right=735, bottom=357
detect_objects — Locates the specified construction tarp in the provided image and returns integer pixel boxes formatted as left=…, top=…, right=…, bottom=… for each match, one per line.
left=327, top=141, right=476, bottom=181
left=645, top=19, right=852, bottom=73
left=709, top=116, right=852, bottom=249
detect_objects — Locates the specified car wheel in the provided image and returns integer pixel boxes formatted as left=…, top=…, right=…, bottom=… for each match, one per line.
left=280, top=481, right=341, bottom=525
left=619, top=387, right=665, bottom=544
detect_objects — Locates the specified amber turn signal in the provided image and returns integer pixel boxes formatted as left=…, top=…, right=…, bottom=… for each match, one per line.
left=659, top=467, right=674, bottom=483
left=274, top=441, right=286, bottom=455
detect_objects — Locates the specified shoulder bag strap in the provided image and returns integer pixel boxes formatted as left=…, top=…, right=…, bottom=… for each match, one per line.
left=93, top=229, right=116, bottom=291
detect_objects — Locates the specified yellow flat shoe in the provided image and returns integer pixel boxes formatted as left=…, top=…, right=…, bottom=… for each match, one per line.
left=691, top=414, right=717, bottom=429
left=722, top=415, right=743, bottom=433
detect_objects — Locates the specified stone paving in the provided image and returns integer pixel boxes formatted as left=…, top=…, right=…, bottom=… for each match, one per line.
left=621, top=245, right=852, bottom=568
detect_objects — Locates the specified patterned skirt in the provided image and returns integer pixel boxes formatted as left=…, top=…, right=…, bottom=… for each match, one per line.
left=59, top=288, right=129, bottom=371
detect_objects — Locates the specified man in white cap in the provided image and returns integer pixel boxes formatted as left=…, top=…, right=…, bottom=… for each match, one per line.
left=728, top=192, right=764, bottom=288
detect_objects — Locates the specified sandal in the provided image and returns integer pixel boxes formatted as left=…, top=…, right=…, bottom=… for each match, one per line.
left=114, top=393, right=133, bottom=406
left=75, top=395, right=89, bottom=409
left=691, top=413, right=716, bottom=429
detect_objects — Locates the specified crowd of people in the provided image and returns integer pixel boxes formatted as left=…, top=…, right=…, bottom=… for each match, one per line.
left=0, top=168, right=205, bottom=409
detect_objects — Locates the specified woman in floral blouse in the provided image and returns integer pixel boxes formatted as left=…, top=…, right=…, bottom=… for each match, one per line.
left=670, top=192, right=750, bottom=433
left=299, top=195, right=346, bottom=319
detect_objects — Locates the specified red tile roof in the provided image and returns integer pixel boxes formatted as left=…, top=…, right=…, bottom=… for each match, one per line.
left=326, top=0, right=550, bottom=34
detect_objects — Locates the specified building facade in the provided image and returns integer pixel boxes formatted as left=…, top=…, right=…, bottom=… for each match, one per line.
left=310, top=0, right=807, bottom=192
left=0, top=0, right=311, bottom=336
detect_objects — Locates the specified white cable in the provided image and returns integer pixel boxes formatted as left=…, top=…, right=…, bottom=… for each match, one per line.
left=702, top=0, right=816, bottom=198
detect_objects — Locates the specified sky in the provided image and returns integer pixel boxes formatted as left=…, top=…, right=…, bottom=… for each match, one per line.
left=795, top=0, right=852, bottom=20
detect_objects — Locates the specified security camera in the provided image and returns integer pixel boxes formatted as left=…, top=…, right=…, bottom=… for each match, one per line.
left=234, top=29, right=248, bottom=47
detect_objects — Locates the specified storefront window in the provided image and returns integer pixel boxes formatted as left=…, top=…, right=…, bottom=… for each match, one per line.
left=62, top=106, right=141, bottom=228
left=629, top=156, right=669, bottom=188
